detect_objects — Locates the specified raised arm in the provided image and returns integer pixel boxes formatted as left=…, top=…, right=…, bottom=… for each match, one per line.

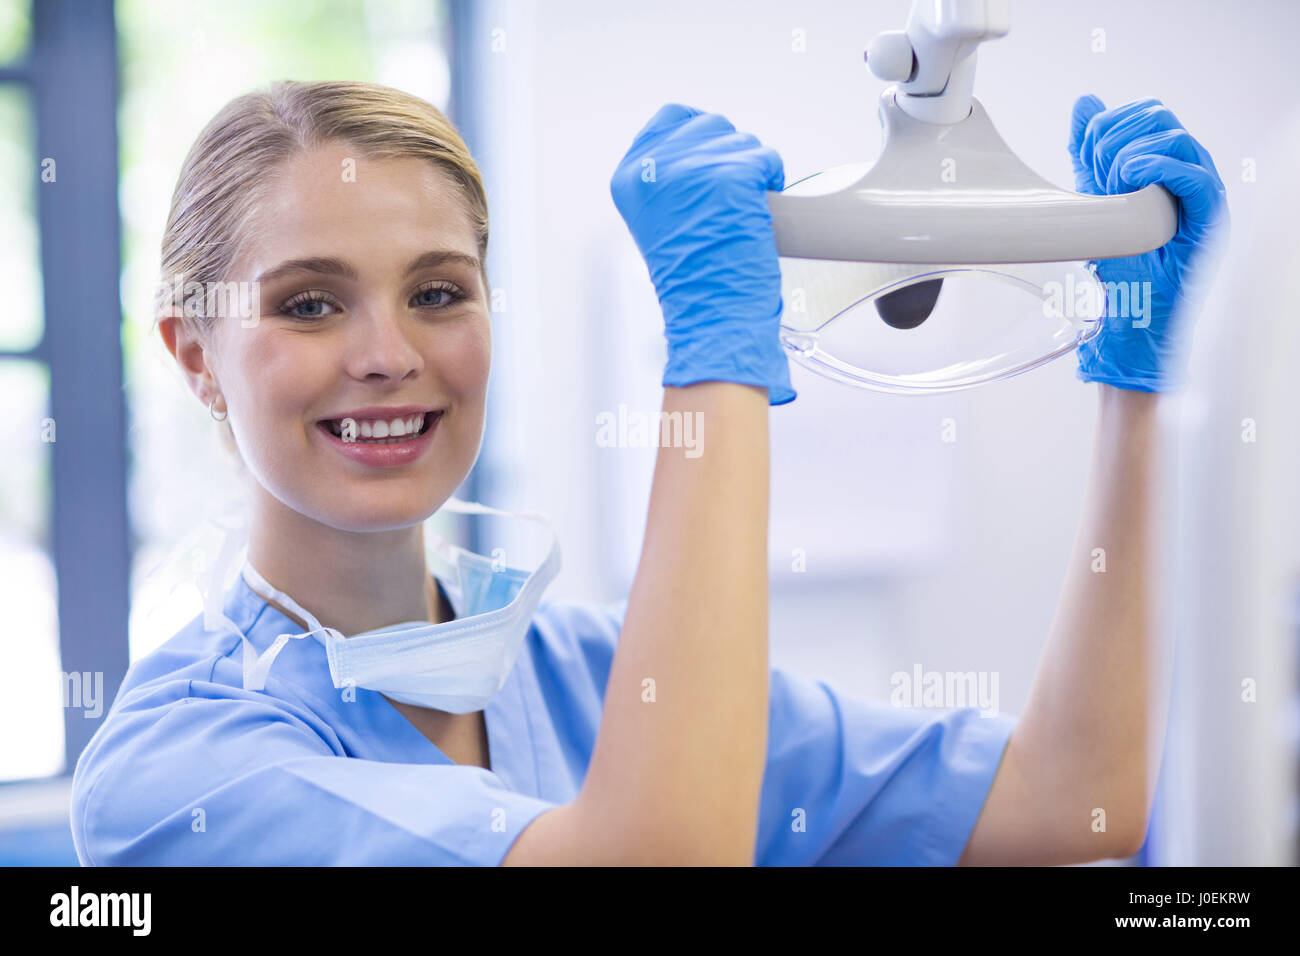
left=961, top=385, right=1161, bottom=864
left=960, top=94, right=1228, bottom=865
left=505, top=104, right=791, bottom=864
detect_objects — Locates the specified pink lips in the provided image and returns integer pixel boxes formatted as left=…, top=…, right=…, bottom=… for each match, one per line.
left=321, top=404, right=435, bottom=422
left=317, top=410, right=441, bottom=468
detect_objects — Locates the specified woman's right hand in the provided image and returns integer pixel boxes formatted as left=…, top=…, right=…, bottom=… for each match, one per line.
left=610, top=103, right=796, bottom=406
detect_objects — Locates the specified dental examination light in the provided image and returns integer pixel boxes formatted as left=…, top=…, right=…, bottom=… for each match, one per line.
left=768, top=0, right=1178, bottom=393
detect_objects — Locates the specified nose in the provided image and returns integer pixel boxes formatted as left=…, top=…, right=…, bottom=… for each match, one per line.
left=342, top=304, right=425, bottom=383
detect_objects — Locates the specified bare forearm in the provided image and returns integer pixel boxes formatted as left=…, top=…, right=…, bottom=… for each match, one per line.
left=1024, top=384, right=1161, bottom=851
left=507, top=382, right=771, bottom=865
left=963, top=384, right=1164, bottom=865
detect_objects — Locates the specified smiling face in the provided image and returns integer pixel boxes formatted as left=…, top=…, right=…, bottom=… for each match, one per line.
left=202, top=142, right=491, bottom=533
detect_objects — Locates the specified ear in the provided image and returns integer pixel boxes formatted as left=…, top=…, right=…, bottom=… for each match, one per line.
left=158, top=311, right=220, bottom=406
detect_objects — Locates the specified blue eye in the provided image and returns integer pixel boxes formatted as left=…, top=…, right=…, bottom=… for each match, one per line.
left=276, top=282, right=466, bottom=321
left=412, top=282, right=466, bottom=309
left=279, top=291, right=339, bottom=320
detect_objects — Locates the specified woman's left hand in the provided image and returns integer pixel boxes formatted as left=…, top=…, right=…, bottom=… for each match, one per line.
left=1068, top=95, right=1229, bottom=392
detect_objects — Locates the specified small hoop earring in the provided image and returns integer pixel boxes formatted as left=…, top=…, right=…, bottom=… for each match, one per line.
left=209, top=398, right=228, bottom=422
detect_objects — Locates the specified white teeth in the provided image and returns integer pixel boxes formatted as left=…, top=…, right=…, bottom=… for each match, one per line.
left=328, top=413, right=430, bottom=444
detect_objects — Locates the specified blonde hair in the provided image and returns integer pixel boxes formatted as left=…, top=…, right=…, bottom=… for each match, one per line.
left=156, top=79, right=489, bottom=335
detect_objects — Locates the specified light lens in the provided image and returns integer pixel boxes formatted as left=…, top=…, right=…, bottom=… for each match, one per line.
left=778, top=258, right=1106, bottom=393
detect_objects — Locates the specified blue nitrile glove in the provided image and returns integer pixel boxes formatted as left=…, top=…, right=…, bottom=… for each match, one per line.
left=609, top=103, right=795, bottom=405
left=1068, top=95, right=1228, bottom=392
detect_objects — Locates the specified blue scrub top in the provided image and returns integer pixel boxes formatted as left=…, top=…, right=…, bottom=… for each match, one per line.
left=71, top=572, right=1016, bottom=866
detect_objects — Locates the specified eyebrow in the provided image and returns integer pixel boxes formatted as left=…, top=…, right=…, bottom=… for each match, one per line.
left=254, top=250, right=482, bottom=285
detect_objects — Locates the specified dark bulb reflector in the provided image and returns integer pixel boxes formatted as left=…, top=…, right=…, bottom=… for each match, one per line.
left=875, top=278, right=943, bottom=329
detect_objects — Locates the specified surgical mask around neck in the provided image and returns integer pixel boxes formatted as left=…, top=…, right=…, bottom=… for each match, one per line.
left=224, top=496, right=562, bottom=713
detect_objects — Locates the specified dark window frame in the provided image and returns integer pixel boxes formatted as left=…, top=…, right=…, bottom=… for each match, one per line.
left=0, top=0, right=133, bottom=776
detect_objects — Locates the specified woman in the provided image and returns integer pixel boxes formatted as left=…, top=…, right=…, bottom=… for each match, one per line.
left=70, top=81, right=1225, bottom=865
